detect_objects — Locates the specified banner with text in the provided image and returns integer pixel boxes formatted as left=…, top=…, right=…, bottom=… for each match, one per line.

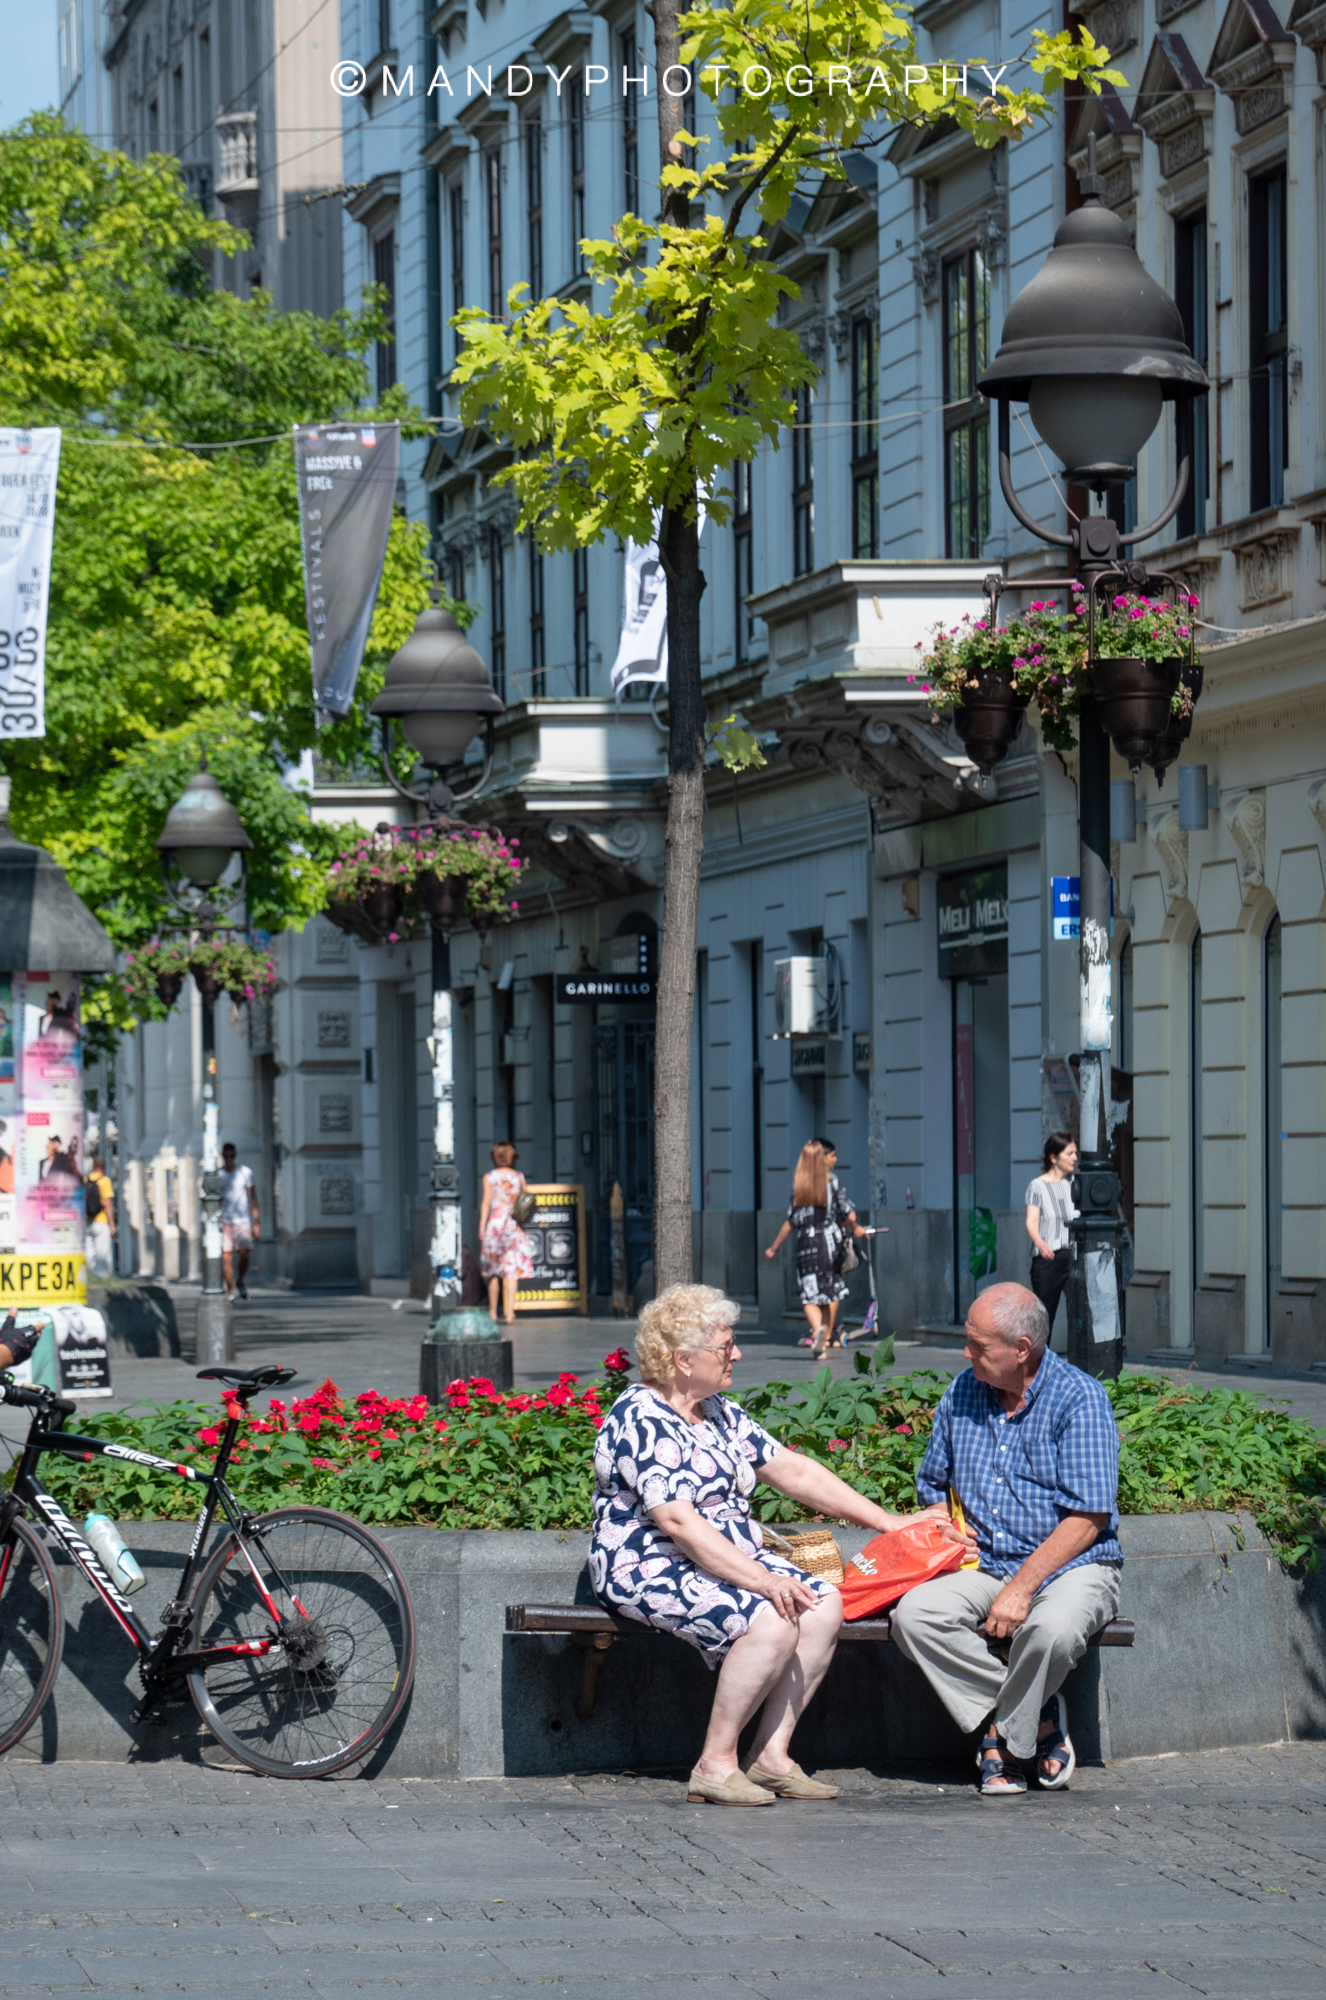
left=0, top=427, right=61, bottom=739
left=294, top=421, right=400, bottom=721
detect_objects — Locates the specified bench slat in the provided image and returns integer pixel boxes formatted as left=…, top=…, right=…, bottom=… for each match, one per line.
left=505, top=1603, right=1134, bottom=1647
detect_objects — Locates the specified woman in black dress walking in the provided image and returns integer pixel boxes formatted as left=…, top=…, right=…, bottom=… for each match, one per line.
left=764, top=1139, right=865, bottom=1359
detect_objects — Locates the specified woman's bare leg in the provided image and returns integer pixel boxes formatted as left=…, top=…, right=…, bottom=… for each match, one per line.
left=693, top=1609, right=800, bottom=1781
left=487, top=1276, right=500, bottom=1319
left=826, top=1300, right=841, bottom=1346
left=745, top=1591, right=844, bottom=1772
left=803, top=1304, right=824, bottom=1351
left=502, top=1275, right=517, bottom=1324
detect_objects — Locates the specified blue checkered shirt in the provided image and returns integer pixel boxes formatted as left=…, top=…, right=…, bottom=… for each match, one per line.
left=917, top=1346, right=1123, bottom=1585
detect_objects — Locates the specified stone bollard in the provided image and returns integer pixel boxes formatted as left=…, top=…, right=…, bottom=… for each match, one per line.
left=420, top=1308, right=513, bottom=1399
left=195, top=1291, right=235, bottom=1366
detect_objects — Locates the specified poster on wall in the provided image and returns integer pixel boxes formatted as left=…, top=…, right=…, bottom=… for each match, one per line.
left=0, top=977, right=86, bottom=1353
left=514, top=1185, right=588, bottom=1315
left=937, top=864, right=1009, bottom=979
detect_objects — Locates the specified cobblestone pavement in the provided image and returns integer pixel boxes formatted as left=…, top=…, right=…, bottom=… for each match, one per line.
left=3, top=1743, right=1326, bottom=1996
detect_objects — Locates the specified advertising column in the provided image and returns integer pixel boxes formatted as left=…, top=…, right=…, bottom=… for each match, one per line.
left=0, top=973, right=110, bottom=1394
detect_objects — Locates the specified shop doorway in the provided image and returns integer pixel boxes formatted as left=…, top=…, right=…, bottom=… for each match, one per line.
left=952, top=974, right=1010, bottom=1323
left=594, top=1018, right=655, bottom=1297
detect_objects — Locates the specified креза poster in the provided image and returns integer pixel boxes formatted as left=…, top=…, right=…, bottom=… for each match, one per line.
left=17, top=973, right=84, bottom=1251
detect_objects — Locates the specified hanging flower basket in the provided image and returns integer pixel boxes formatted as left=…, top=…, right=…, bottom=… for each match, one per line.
left=322, top=825, right=525, bottom=945
left=1092, top=591, right=1199, bottom=770
left=1149, top=659, right=1204, bottom=782
left=120, top=936, right=279, bottom=1021
left=952, top=673, right=1031, bottom=774
left=918, top=599, right=1088, bottom=766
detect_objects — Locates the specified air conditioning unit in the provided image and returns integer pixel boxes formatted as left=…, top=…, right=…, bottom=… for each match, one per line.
left=773, top=957, right=830, bottom=1038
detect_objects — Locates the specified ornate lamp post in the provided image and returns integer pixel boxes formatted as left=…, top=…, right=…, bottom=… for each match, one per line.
left=976, top=138, right=1209, bottom=1377
left=156, top=765, right=253, bottom=1365
left=369, top=582, right=505, bottom=1364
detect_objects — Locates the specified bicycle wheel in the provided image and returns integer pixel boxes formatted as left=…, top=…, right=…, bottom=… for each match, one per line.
left=0, top=1515, right=65, bottom=1755
left=186, top=1506, right=415, bottom=1779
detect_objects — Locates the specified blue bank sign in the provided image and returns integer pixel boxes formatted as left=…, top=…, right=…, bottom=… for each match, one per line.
left=937, top=864, right=1009, bottom=979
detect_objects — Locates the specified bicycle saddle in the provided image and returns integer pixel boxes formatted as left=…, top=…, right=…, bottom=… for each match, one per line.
left=197, top=1364, right=297, bottom=1394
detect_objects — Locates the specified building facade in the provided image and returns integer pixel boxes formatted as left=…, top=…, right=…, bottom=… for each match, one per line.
left=85, top=0, right=342, bottom=315
left=112, top=0, right=1326, bottom=1371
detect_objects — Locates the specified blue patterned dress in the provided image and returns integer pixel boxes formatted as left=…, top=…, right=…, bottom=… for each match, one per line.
left=588, top=1384, right=837, bottom=1664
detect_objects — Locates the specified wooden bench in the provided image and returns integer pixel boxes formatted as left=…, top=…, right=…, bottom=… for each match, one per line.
left=505, top=1602, right=1135, bottom=1721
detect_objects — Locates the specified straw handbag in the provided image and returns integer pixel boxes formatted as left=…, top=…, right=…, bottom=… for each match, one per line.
left=762, top=1526, right=845, bottom=1585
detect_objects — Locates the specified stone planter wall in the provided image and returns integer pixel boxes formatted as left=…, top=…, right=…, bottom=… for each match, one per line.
left=14, top=1512, right=1326, bottom=1778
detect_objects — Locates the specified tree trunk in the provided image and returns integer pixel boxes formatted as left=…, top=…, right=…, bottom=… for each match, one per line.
left=646, top=0, right=706, bottom=1293
left=653, top=507, right=706, bottom=1292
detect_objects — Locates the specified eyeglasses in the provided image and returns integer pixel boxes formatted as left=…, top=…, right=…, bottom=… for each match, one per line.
left=699, top=1338, right=736, bottom=1362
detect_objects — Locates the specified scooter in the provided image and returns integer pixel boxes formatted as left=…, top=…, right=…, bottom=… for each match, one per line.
left=843, top=1224, right=887, bottom=1343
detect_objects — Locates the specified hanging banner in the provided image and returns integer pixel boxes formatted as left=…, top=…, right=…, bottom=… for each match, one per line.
left=294, top=421, right=400, bottom=722
left=609, top=500, right=706, bottom=701
left=0, top=426, right=61, bottom=740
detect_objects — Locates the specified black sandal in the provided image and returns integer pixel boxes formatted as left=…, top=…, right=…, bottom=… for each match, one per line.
left=1035, top=1693, right=1075, bottom=1790
left=976, top=1729, right=1026, bottom=1797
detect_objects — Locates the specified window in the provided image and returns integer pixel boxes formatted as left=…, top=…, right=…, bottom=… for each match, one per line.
left=1264, top=915, right=1282, bottom=1346
left=378, top=0, right=392, bottom=53
left=851, top=315, right=878, bottom=557
left=148, top=98, right=159, bottom=153
left=446, top=542, right=466, bottom=603
left=1174, top=207, right=1209, bottom=538
left=792, top=382, right=814, bottom=575
left=488, top=527, right=506, bottom=700
left=525, top=115, right=543, bottom=301
left=197, top=29, right=211, bottom=139
left=569, top=82, right=586, bottom=275
left=373, top=230, right=397, bottom=393
left=1249, top=167, right=1287, bottom=512
left=942, top=247, right=991, bottom=558
left=733, top=456, right=754, bottom=662
left=1191, top=928, right=1204, bottom=1291
left=529, top=541, right=545, bottom=697
left=448, top=181, right=464, bottom=363
left=621, top=32, right=642, bottom=215
left=172, top=66, right=184, bottom=153
left=573, top=547, right=589, bottom=694
left=484, top=145, right=502, bottom=316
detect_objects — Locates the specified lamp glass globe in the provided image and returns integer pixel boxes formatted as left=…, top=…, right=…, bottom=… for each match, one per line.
left=174, top=845, right=234, bottom=888
left=1027, top=375, right=1163, bottom=473
left=400, top=709, right=481, bottom=767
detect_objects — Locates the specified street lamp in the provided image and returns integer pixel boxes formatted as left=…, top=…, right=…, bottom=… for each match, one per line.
left=977, top=137, right=1208, bottom=1378
left=370, top=578, right=505, bottom=1348
left=157, top=763, right=253, bottom=1365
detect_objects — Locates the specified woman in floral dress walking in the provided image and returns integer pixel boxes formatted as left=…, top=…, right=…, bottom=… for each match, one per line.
left=479, top=1142, right=533, bottom=1324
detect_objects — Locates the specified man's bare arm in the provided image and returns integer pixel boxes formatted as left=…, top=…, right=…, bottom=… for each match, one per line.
left=982, top=1513, right=1108, bottom=1638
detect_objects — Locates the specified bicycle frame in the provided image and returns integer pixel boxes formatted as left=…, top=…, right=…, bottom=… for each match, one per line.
left=3, top=1397, right=303, bottom=1687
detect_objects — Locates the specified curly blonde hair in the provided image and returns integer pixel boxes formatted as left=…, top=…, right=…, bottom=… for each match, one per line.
left=635, top=1284, right=740, bottom=1387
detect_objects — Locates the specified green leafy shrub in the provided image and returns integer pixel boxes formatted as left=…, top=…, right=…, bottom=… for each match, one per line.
left=23, top=1349, right=1326, bottom=1568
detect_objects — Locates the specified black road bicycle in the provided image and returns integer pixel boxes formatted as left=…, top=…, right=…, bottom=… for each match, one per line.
left=0, top=1364, right=416, bottom=1778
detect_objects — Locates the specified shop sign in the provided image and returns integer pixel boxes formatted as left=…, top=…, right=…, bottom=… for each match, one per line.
left=554, top=975, right=655, bottom=1005
left=852, top=1032, right=871, bottom=1075
left=937, top=865, right=1008, bottom=978
left=514, top=1184, right=588, bottom=1313
left=790, top=1039, right=827, bottom=1077
left=1052, top=875, right=1081, bottom=940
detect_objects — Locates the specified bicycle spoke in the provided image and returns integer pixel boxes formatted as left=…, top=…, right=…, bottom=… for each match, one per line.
left=188, top=1509, right=413, bottom=1778
left=0, top=1521, right=64, bottom=1755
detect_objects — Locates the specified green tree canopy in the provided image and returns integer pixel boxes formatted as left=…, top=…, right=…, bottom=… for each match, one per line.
left=0, top=113, right=431, bottom=946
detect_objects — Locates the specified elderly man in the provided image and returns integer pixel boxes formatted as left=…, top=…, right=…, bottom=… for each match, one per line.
left=890, top=1282, right=1121, bottom=1796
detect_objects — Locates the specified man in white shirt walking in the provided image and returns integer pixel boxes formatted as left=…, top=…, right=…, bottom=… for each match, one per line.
left=219, top=1143, right=261, bottom=1302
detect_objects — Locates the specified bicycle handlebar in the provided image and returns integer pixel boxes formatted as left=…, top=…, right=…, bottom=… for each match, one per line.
left=1, top=1375, right=77, bottom=1420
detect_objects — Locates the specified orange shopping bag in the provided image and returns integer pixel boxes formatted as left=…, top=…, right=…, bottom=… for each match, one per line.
left=838, top=1520, right=966, bottom=1620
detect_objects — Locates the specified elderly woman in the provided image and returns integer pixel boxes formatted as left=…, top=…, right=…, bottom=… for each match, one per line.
left=590, top=1283, right=959, bottom=1806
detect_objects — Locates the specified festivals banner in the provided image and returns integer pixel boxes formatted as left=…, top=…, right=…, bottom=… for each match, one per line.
left=0, top=426, right=61, bottom=739
left=608, top=500, right=707, bottom=701
left=0, top=975, right=86, bottom=1333
left=294, top=421, right=400, bottom=721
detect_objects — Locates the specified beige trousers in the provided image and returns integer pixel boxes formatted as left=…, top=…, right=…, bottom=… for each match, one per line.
left=889, top=1562, right=1121, bottom=1761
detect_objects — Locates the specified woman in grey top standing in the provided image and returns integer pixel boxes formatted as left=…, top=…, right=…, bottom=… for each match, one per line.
left=1024, top=1132, right=1078, bottom=1337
